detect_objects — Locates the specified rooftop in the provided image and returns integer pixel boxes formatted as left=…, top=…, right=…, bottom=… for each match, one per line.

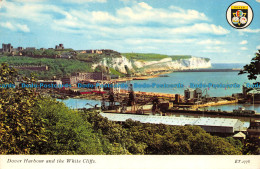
left=100, top=113, right=242, bottom=128
left=193, top=117, right=240, bottom=127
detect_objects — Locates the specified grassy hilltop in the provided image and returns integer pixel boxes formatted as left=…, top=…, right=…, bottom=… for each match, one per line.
left=123, top=53, right=193, bottom=61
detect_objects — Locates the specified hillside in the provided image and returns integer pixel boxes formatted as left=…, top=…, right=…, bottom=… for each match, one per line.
left=0, top=51, right=211, bottom=79
left=0, top=56, right=92, bottom=79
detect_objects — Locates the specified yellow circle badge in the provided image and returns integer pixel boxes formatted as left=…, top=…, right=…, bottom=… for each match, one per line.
left=226, top=1, right=254, bottom=29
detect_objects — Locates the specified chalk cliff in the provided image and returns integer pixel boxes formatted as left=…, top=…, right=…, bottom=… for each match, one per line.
left=92, top=55, right=211, bottom=74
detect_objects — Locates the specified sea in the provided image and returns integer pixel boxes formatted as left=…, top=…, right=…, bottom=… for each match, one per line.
left=58, top=63, right=260, bottom=113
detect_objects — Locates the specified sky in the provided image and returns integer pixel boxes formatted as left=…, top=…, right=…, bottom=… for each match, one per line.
left=0, top=0, right=259, bottom=63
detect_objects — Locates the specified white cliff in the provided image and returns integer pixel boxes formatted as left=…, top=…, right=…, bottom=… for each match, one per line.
left=92, top=55, right=211, bottom=74
left=92, top=56, right=134, bottom=74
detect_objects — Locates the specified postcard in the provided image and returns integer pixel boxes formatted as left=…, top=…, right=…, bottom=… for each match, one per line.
left=0, top=0, right=259, bottom=169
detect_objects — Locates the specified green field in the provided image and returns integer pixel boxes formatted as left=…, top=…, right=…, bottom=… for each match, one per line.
left=169, top=55, right=192, bottom=60
left=123, top=53, right=169, bottom=61
left=76, top=52, right=121, bottom=62
left=122, top=53, right=195, bottom=61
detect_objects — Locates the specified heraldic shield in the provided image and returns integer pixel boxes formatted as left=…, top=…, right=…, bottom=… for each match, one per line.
left=231, top=5, right=248, bottom=28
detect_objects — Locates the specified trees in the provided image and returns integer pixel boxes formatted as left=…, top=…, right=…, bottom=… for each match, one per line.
left=124, top=121, right=242, bottom=155
left=238, top=50, right=260, bottom=155
left=0, top=63, right=112, bottom=154
left=32, top=98, right=106, bottom=154
left=243, top=138, right=260, bottom=155
left=239, top=50, right=260, bottom=80
left=42, top=49, right=59, bottom=57
left=0, top=63, right=47, bottom=154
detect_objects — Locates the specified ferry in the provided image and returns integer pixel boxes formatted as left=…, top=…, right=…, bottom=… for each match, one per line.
left=233, top=107, right=256, bottom=115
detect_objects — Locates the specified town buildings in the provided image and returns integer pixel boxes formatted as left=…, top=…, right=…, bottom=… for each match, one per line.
left=1, top=43, right=117, bottom=60
left=61, top=72, right=111, bottom=85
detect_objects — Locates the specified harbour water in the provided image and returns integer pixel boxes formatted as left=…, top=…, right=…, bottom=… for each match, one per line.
left=58, top=71, right=259, bottom=113
left=130, top=71, right=256, bottom=97
left=57, top=99, right=102, bottom=109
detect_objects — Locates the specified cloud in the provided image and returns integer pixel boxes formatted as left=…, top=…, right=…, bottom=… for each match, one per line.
left=11, top=0, right=49, bottom=2
left=240, top=28, right=260, bottom=33
left=0, top=22, right=30, bottom=32
left=240, top=40, right=248, bottom=45
left=124, top=38, right=196, bottom=45
left=241, top=47, right=248, bottom=50
left=0, top=1, right=56, bottom=22
left=0, top=0, right=226, bottom=38
left=168, top=23, right=229, bottom=35
left=16, top=24, right=30, bottom=32
left=116, top=3, right=209, bottom=25
left=201, top=48, right=228, bottom=53
left=52, top=22, right=229, bottom=41
left=256, top=0, right=260, bottom=3
left=0, top=22, right=15, bottom=30
left=197, top=39, right=226, bottom=45
left=62, top=0, right=106, bottom=3
left=1, top=1, right=208, bottom=27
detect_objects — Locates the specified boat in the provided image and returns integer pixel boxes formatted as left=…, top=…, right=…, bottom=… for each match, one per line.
left=132, top=77, right=149, bottom=80
left=233, top=107, right=256, bottom=115
left=158, top=75, right=169, bottom=77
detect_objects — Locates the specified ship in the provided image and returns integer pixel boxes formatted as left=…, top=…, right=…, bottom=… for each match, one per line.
left=233, top=107, right=256, bottom=115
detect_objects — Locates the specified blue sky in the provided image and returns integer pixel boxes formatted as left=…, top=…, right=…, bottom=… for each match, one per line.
left=0, top=0, right=259, bottom=63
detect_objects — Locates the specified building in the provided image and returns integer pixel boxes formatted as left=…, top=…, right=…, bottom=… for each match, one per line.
left=37, top=80, right=62, bottom=88
left=184, top=88, right=194, bottom=100
left=2, top=43, right=13, bottom=53
left=193, top=118, right=244, bottom=134
left=103, top=82, right=121, bottom=94
left=17, top=47, right=23, bottom=51
left=194, top=88, right=202, bottom=99
left=72, top=72, right=110, bottom=81
left=247, top=121, right=260, bottom=139
left=247, top=89, right=260, bottom=104
left=175, top=94, right=180, bottom=103
left=62, top=72, right=111, bottom=86
left=232, top=132, right=246, bottom=141
left=55, top=44, right=64, bottom=50
left=61, top=76, right=78, bottom=85
left=100, top=113, right=244, bottom=135
left=85, top=50, right=103, bottom=54
left=101, top=49, right=114, bottom=53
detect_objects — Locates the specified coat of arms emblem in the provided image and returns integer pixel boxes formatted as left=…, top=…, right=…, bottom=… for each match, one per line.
left=231, top=6, right=248, bottom=28
left=226, top=2, right=253, bottom=29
